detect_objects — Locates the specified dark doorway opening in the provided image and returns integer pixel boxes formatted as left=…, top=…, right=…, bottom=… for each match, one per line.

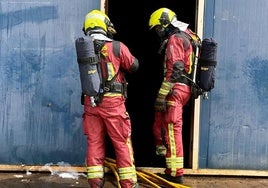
left=107, top=0, right=197, bottom=168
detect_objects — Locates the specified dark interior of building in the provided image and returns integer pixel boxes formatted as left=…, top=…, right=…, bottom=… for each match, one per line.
left=106, top=0, right=197, bottom=168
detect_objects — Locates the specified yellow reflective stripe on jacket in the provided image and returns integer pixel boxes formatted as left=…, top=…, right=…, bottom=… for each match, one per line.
left=159, top=87, right=169, bottom=96
left=159, top=81, right=174, bottom=96
left=118, top=166, right=137, bottom=181
left=106, top=62, right=115, bottom=81
left=188, top=51, right=195, bottom=74
left=86, top=166, right=104, bottom=179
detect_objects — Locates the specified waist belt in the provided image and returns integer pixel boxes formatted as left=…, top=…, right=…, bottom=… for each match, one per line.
left=104, top=82, right=126, bottom=94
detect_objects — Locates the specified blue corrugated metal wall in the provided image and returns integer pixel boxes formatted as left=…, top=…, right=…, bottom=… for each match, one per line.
left=1, top=0, right=268, bottom=171
left=199, top=0, right=268, bottom=170
left=0, top=0, right=100, bottom=165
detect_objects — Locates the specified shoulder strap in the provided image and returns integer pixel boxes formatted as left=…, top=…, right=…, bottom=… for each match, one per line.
left=174, top=31, right=189, bottom=50
left=98, top=40, right=121, bottom=92
left=107, top=41, right=120, bottom=84
left=112, top=40, right=120, bottom=58
left=181, top=30, right=201, bottom=50
left=105, top=40, right=120, bottom=82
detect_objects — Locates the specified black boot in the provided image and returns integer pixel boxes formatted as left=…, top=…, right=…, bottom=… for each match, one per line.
left=157, top=173, right=184, bottom=184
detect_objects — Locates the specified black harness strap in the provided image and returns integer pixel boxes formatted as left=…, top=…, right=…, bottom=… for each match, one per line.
left=94, top=40, right=124, bottom=104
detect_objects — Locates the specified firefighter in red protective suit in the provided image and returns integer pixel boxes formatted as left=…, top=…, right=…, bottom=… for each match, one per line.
left=82, top=10, right=139, bottom=188
left=149, top=8, right=195, bottom=184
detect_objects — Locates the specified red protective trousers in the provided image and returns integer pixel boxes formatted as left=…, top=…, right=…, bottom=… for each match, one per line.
left=153, top=84, right=191, bottom=176
left=83, top=96, right=137, bottom=188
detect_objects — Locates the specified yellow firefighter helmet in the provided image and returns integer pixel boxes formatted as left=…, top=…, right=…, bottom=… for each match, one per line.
left=83, top=9, right=116, bottom=35
left=149, top=8, right=176, bottom=29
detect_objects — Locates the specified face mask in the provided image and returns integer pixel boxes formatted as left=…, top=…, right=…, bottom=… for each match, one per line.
left=154, top=25, right=165, bottom=41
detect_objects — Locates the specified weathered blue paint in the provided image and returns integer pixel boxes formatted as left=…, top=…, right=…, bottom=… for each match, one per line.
left=200, top=0, right=268, bottom=169
left=0, top=1, right=100, bottom=165
left=1, top=0, right=268, bottom=171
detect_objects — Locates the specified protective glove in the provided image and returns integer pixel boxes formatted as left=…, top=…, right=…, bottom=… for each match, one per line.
left=155, top=94, right=167, bottom=112
left=154, top=80, right=174, bottom=112
left=170, top=61, right=185, bottom=82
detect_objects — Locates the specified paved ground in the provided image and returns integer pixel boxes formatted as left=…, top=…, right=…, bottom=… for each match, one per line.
left=0, top=172, right=268, bottom=188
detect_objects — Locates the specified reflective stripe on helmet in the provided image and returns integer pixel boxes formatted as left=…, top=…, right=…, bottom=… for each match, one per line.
left=84, top=10, right=110, bottom=33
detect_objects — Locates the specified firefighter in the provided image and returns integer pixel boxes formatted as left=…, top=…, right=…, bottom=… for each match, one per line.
left=82, top=10, right=139, bottom=188
left=148, top=8, right=194, bottom=184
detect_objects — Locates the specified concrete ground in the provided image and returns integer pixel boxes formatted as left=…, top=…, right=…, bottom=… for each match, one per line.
left=0, top=172, right=268, bottom=188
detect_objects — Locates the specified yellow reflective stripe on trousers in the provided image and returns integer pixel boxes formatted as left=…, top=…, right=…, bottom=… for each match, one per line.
left=168, top=123, right=177, bottom=158
left=167, top=123, right=183, bottom=176
left=126, top=138, right=135, bottom=165
left=86, top=166, right=104, bottom=179
left=166, top=157, right=184, bottom=169
left=167, top=100, right=175, bottom=106
left=118, top=166, right=137, bottom=181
